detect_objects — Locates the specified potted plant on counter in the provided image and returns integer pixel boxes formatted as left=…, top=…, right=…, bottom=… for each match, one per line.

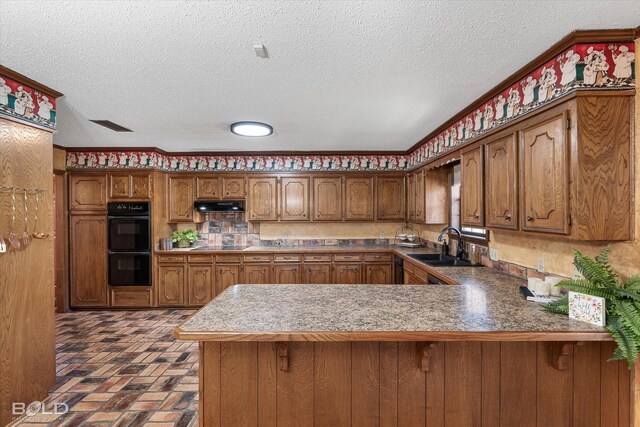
left=545, top=245, right=640, bottom=367
left=171, top=229, right=198, bottom=248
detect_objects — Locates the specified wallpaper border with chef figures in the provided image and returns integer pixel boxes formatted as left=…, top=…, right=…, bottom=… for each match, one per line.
left=0, top=73, right=58, bottom=130
left=65, top=151, right=409, bottom=172
left=65, top=41, right=634, bottom=173
left=407, top=42, right=635, bottom=167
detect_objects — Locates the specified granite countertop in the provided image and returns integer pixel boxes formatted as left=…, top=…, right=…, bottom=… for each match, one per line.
left=175, top=262, right=609, bottom=342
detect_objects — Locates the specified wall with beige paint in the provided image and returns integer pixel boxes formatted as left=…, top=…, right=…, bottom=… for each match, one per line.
left=259, top=222, right=405, bottom=240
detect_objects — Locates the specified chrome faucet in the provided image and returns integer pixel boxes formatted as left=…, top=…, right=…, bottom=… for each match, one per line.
left=438, top=226, right=464, bottom=260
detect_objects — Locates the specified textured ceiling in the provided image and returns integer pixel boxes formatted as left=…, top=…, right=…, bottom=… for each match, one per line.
left=0, top=1, right=638, bottom=152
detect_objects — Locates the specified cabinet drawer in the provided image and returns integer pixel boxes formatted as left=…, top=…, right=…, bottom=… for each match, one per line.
left=243, top=254, right=272, bottom=263
left=216, top=254, right=241, bottom=263
left=303, top=254, right=331, bottom=262
left=188, top=255, right=213, bottom=263
left=110, top=288, right=152, bottom=307
left=274, top=254, right=301, bottom=263
left=158, top=255, right=186, bottom=263
left=364, top=253, right=392, bottom=262
left=333, top=254, right=362, bottom=262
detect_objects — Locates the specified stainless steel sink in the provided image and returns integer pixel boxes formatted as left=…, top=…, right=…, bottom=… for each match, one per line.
left=407, top=253, right=480, bottom=267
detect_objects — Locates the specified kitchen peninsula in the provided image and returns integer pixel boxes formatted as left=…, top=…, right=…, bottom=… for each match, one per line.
left=176, top=258, right=632, bottom=427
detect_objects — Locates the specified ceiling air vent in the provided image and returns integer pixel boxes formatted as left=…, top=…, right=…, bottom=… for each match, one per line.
left=89, top=120, right=133, bottom=132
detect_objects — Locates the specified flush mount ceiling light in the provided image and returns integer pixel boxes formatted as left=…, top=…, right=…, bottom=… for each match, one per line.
left=230, top=121, right=273, bottom=137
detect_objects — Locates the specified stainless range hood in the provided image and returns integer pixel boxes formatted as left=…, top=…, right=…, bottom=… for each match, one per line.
left=194, top=201, right=245, bottom=212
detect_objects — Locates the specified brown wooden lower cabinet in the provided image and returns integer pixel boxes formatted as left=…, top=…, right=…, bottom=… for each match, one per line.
left=70, top=214, right=108, bottom=307
left=216, top=264, right=241, bottom=295
left=198, top=340, right=631, bottom=427
left=303, top=263, right=332, bottom=284
left=110, top=287, right=152, bottom=308
left=244, top=263, right=273, bottom=284
left=157, top=264, right=185, bottom=306
left=187, top=265, right=213, bottom=306
left=274, top=264, right=301, bottom=284
left=365, top=263, right=392, bottom=284
left=333, top=263, right=362, bottom=284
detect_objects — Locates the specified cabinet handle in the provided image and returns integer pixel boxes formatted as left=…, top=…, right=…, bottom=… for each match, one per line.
left=526, top=216, right=534, bottom=222
left=504, top=213, right=512, bottom=220
left=474, top=214, right=480, bottom=219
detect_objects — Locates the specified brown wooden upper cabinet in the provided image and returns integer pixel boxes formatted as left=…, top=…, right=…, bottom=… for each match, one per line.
left=248, top=177, right=278, bottom=221
left=69, top=174, right=107, bottom=211
left=196, top=176, right=246, bottom=200
left=485, top=133, right=518, bottom=229
left=519, top=112, right=569, bottom=234
left=70, top=215, right=107, bottom=307
left=313, top=177, right=343, bottom=221
left=168, top=176, right=195, bottom=222
left=222, top=177, right=246, bottom=199
left=344, top=177, right=374, bottom=221
left=376, top=176, right=405, bottom=220
left=407, top=169, right=425, bottom=223
left=280, top=176, right=310, bottom=221
left=196, top=177, right=221, bottom=199
left=109, top=173, right=151, bottom=200
left=424, top=168, right=449, bottom=224
left=460, top=146, right=484, bottom=227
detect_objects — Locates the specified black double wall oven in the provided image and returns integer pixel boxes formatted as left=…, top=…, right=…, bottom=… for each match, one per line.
left=108, top=202, right=151, bottom=286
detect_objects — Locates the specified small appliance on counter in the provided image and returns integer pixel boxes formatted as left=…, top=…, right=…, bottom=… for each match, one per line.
left=393, top=222, right=422, bottom=248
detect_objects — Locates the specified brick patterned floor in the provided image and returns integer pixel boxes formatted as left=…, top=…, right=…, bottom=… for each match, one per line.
left=13, top=310, right=198, bottom=427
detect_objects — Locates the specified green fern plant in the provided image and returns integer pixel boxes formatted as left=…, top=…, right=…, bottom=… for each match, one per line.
left=545, top=245, right=640, bottom=368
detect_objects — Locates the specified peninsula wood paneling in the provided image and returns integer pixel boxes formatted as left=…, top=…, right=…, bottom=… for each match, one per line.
left=0, top=118, right=55, bottom=425
left=198, top=340, right=633, bottom=427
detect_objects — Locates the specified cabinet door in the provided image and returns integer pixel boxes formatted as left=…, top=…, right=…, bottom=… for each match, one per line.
left=70, top=174, right=107, bottom=211
left=485, top=134, right=518, bottom=229
left=345, top=177, right=374, bottom=221
left=365, top=263, right=392, bottom=284
left=303, top=263, right=332, bottom=284
left=333, top=263, right=362, bottom=284
left=273, top=264, right=301, bottom=284
left=281, top=177, right=310, bottom=221
left=158, top=265, right=185, bottom=306
left=461, top=147, right=484, bottom=226
left=313, top=177, right=343, bottom=221
left=109, top=174, right=130, bottom=199
left=188, top=265, right=213, bottom=306
left=414, top=170, right=426, bottom=223
left=131, top=174, right=151, bottom=199
left=196, top=177, right=221, bottom=199
left=70, top=215, right=107, bottom=306
left=248, top=177, right=277, bottom=221
left=223, top=177, right=246, bottom=199
left=168, top=177, right=194, bottom=222
left=244, top=264, right=272, bottom=284
left=216, top=264, right=241, bottom=295
left=407, top=173, right=416, bottom=221
left=520, top=113, right=569, bottom=234
left=158, top=265, right=185, bottom=307
left=424, top=168, right=449, bottom=224
left=377, top=176, right=405, bottom=220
